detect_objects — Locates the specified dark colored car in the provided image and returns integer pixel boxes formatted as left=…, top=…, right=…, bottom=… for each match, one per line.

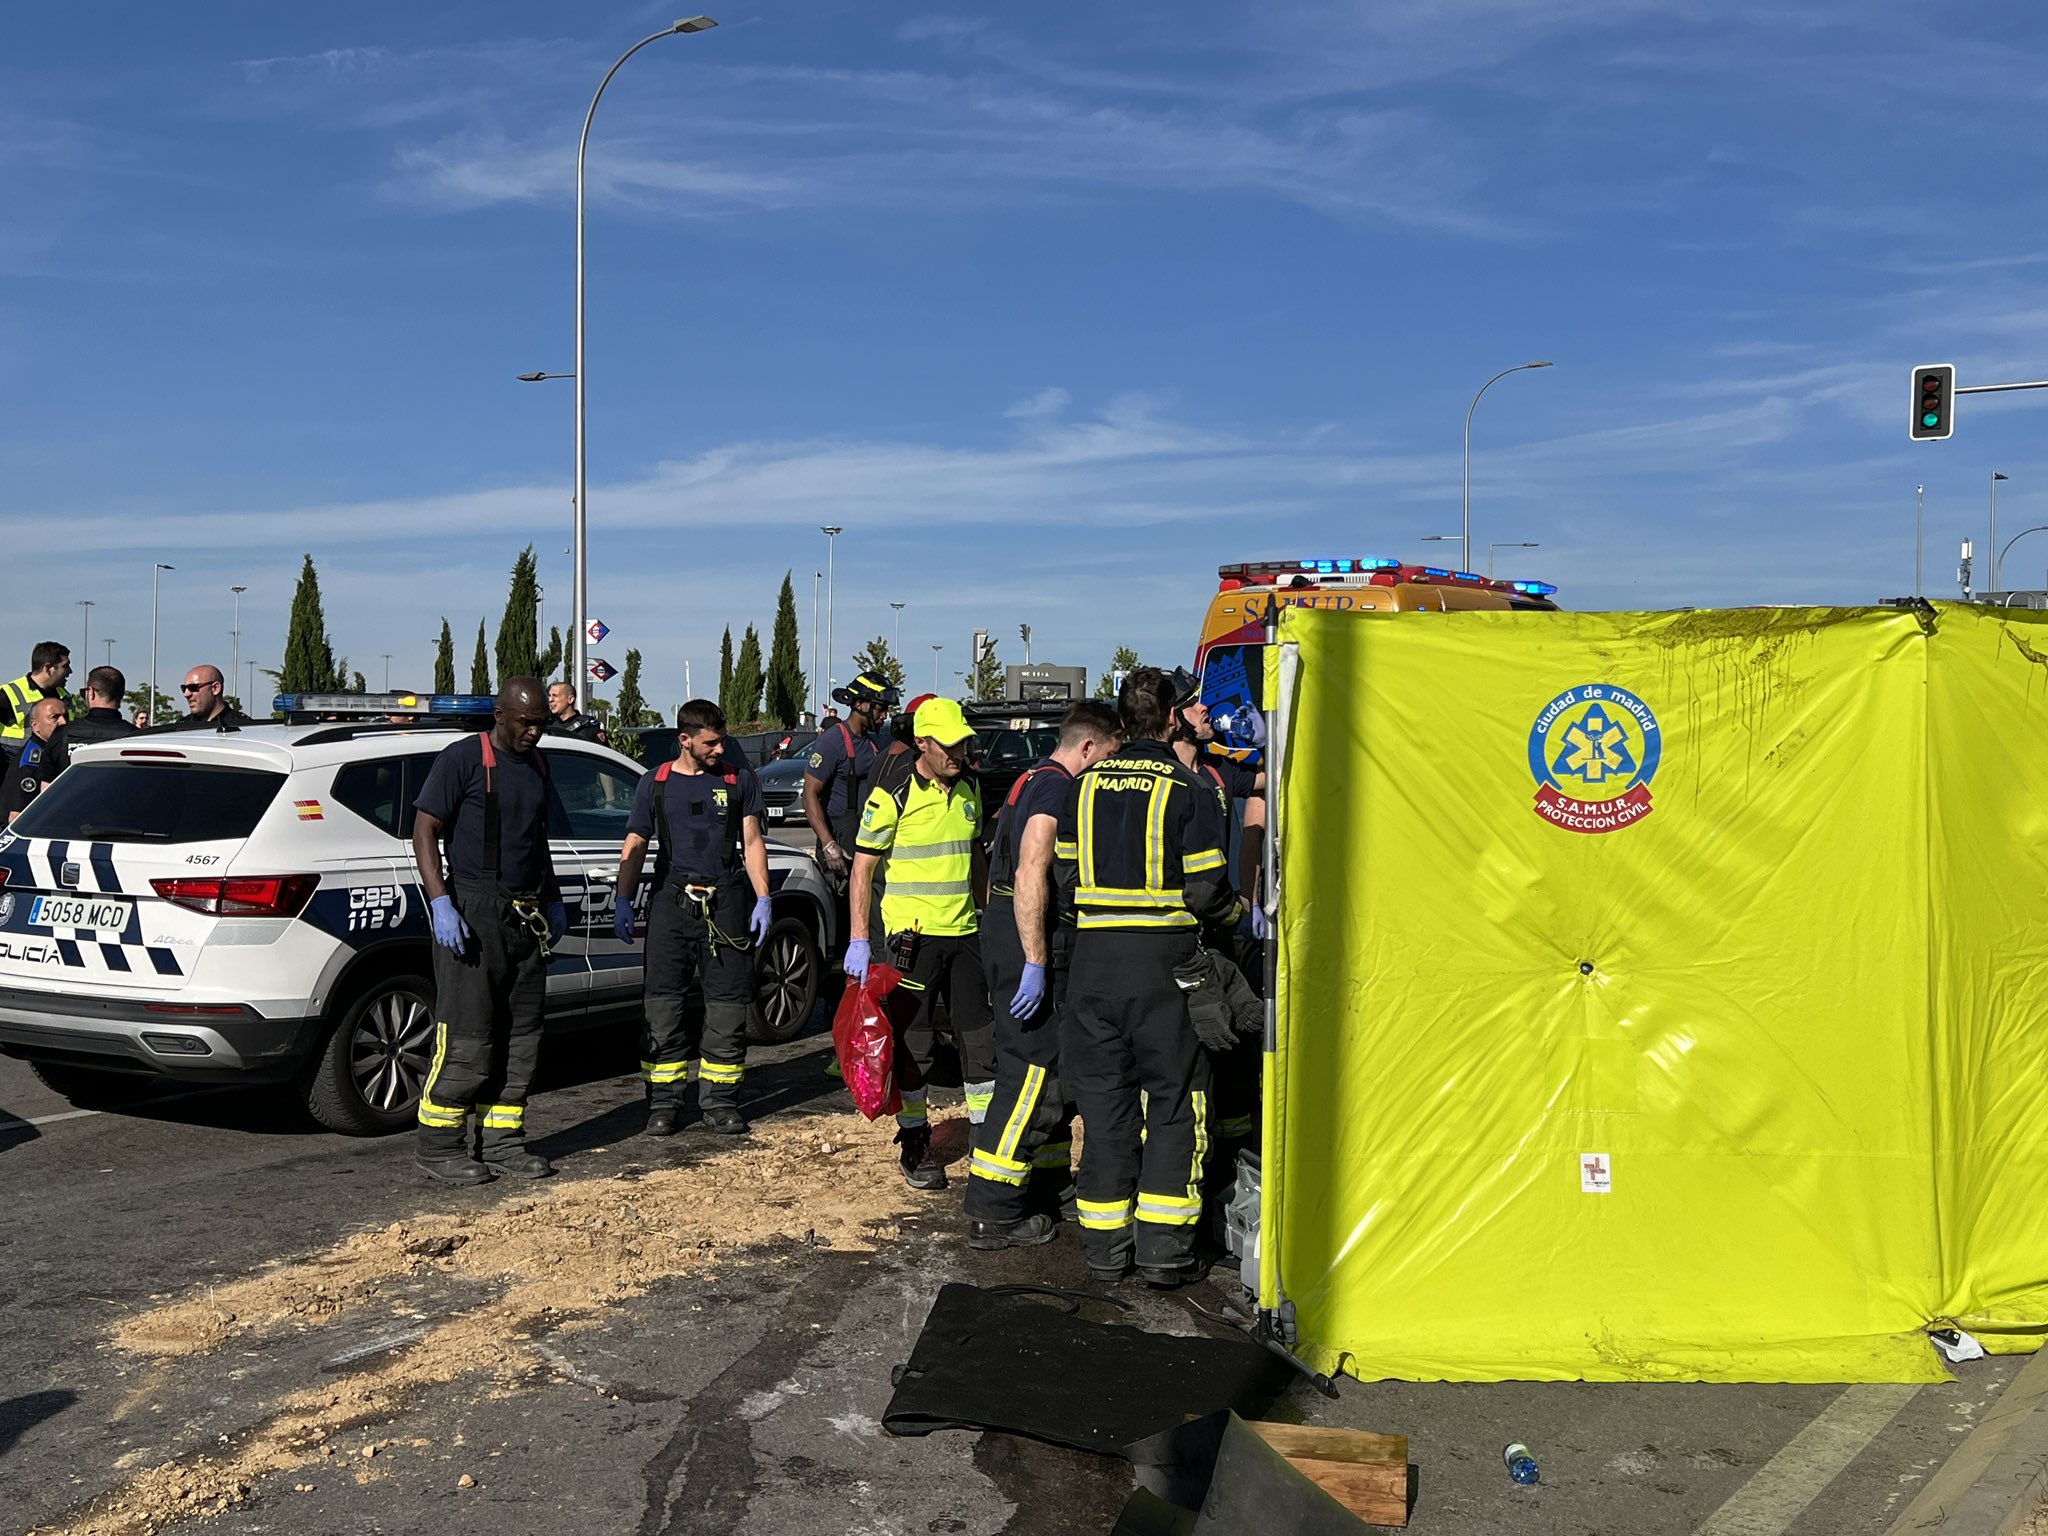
left=962, top=701, right=1070, bottom=826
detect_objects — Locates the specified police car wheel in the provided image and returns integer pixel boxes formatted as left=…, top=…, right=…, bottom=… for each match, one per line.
left=303, top=973, right=436, bottom=1136
left=747, top=914, right=820, bottom=1045
left=29, top=1060, right=139, bottom=1109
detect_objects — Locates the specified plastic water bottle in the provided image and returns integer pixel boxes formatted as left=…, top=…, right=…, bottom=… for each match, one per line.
left=1503, top=1443, right=1540, bottom=1485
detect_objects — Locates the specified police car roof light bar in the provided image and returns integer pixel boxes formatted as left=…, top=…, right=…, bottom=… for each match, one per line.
left=271, top=692, right=496, bottom=717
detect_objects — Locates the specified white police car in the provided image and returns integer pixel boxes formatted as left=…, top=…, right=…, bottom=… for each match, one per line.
left=0, top=695, right=837, bottom=1134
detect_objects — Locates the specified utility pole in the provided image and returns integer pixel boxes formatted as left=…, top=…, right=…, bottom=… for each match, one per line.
left=811, top=571, right=822, bottom=720
left=1992, top=472, right=2009, bottom=591
left=1019, top=623, right=1032, bottom=665
left=76, top=600, right=94, bottom=663
left=230, top=585, right=246, bottom=704
left=821, top=527, right=842, bottom=705
left=890, top=601, right=906, bottom=662
left=1916, top=485, right=1925, bottom=597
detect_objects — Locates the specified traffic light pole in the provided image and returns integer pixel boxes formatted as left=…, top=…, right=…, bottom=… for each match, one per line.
left=1954, top=378, right=2048, bottom=396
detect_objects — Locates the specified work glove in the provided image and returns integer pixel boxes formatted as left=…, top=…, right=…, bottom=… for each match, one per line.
left=612, top=901, right=636, bottom=945
left=429, top=894, right=470, bottom=956
left=1011, top=962, right=1047, bottom=1020
left=1188, top=993, right=1239, bottom=1054
left=844, top=938, right=871, bottom=984
left=1249, top=903, right=1268, bottom=941
left=749, top=895, right=773, bottom=944
left=544, top=900, right=568, bottom=948
left=821, top=841, right=850, bottom=876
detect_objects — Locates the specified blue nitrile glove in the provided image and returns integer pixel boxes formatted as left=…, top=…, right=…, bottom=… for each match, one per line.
left=544, top=900, right=568, bottom=947
left=844, top=938, right=871, bottom=983
left=1249, top=903, right=1269, bottom=941
left=749, top=895, right=772, bottom=944
left=612, top=900, right=636, bottom=945
left=429, top=894, right=470, bottom=956
left=1011, top=961, right=1047, bottom=1020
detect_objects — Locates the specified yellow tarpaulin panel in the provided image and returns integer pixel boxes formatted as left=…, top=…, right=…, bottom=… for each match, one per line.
left=1264, top=603, right=2048, bottom=1383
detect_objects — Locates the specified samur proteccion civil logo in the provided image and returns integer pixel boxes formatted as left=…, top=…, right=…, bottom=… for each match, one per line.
left=1527, top=683, right=1661, bottom=835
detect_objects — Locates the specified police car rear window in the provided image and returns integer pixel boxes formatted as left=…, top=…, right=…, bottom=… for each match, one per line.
left=11, top=762, right=286, bottom=844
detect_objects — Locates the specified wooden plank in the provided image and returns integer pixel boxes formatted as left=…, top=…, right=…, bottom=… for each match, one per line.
left=1245, top=1421, right=1411, bottom=1527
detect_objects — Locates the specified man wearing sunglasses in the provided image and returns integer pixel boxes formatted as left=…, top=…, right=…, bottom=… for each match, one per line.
left=156, top=664, right=252, bottom=732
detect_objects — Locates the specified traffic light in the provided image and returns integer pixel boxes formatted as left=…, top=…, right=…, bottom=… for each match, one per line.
left=1910, top=363, right=1955, bottom=441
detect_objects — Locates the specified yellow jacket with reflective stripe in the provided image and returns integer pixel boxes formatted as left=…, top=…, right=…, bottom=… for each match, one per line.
left=855, top=768, right=982, bottom=937
left=0, top=676, right=54, bottom=746
left=1056, top=740, right=1232, bottom=933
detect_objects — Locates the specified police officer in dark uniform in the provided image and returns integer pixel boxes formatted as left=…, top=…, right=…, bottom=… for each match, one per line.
left=411, top=677, right=568, bottom=1185
left=1057, top=669, right=1240, bottom=1287
left=2, top=697, right=68, bottom=824
left=963, top=700, right=1121, bottom=1249
left=546, top=681, right=607, bottom=745
left=613, top=699, right=773, bottom=1137
left=801, top=670, right=898, bottom=891
left=45, top=666, right=137, bottom=777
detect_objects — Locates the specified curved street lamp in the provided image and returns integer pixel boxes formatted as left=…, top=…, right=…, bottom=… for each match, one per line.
left=1464, top=361, right=1553, bottom=574
left=1997, top=524, right=2048, bottom=589
left=571, top=17, right=719, bottom=709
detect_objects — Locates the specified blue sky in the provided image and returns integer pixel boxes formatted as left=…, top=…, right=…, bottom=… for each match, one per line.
left=4, top=1, right=2047, bottom=712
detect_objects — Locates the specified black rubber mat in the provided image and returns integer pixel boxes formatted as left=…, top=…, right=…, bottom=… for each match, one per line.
left=1121, top=1411, right=1374, bottom=1533
left=882, top=1283, right=1293, bottom=1456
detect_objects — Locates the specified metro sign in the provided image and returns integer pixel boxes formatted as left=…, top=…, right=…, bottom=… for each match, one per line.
left=588, top=657, right=617, bottom=684
left=585, top=619, right=610, bottom=644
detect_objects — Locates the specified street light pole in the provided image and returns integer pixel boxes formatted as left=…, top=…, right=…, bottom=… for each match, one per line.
left=230, top=586, right=246, bottom=705
left=890, top=601, right=906, bottom=661
left=821, top=526, right=842, bottom=701
left=1996, top=525, right=2048, bottom=584
left=1916, top=485, right=1925, bottom=597
left=75, top=600, right=94, bottom=664
left=150, top=563, right=174, bottom=725
left=1488, top=541, right=1539, bottom=579
left=931, top=644, right=942, bottom=692
left=572, top=17, right=719, bottom=714
left=1991, top=472, right=2009, bottom=591
left=103, top=639, right=115, bottom=667
left=1463, top=361, right=1553, bottom=574
left=810, top=571, right=822, bottom=719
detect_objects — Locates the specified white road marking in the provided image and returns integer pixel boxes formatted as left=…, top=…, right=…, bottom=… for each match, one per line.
left=1690, top=1383, right=1921, bottom=1536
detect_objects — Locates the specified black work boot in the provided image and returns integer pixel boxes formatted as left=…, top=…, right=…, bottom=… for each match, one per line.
left=895, top=1125, right=948, bottom=1191
left=480, top=1140, right=554, bottom=1179
left=700, top=1106, right=748, bottom=1136
left=968, top=1213, right=1057, bottom=1251
left=1139, top=1262, right=1195, bottom=1290
left=1088, top=1259, right=1132, bottom=1284
left=644, top=1105, right=679, bottom=1137
left=417, top=1155, right=494, bottom=1186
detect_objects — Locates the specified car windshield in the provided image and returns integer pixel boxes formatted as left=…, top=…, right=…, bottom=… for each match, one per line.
left=978, top=728, right=1060, bottom=770
left=13, top=761, right=286, bottom=844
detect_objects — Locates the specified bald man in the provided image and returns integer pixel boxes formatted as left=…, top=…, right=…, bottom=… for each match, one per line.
left=410, top=677, right=569, bottom=1185
left=157, top=664, right=251, bottom=731
left=3, top=697, right=70, bottom=823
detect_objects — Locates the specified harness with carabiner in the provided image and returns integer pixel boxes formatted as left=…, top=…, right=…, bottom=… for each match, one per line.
left=653, top=759, right=750, bottom=951
left=476, top=731, right=555, bottom=960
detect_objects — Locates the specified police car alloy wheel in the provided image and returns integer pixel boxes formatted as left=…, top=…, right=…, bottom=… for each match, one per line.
left=746, top=913, right=819, bottom=1045
left=300, top=972, right=435, bottom=1136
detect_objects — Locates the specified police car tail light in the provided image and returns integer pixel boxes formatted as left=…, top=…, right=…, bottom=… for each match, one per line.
left=150, top=874, right=318, bottom=917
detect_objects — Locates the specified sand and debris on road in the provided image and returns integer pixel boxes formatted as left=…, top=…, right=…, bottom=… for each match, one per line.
left=37, top=1109, right=921, bottom=1536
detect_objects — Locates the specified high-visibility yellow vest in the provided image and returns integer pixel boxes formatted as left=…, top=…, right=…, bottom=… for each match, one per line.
left=855, top=769, right=982, bottom=937
left=0, top=676, right=41, bottom=747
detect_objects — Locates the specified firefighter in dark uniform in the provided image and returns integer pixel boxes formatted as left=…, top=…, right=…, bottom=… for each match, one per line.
left=613, top=699, right=773, bottom=1137
left=1166, top=668, right=1268, bottom=1157
left=1056, top=669, right=1241, bottom=1287
left=801, top=670, right=898, bottom=895
left=963, top=700, right=1122, bottom=1249
left=411, top=677, right=568, bottom=1185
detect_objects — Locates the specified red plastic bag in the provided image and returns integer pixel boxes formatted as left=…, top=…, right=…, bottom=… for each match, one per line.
left=832, top=962, right=903, bottom=1119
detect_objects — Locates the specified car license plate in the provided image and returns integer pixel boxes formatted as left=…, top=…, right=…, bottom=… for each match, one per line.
left=767, top=805, right=787, bottom=823
left=29, top=895, right=133, bottom=933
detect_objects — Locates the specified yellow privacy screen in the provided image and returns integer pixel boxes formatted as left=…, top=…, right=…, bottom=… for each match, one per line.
left=1264, top=603, right=2048, bottom=1383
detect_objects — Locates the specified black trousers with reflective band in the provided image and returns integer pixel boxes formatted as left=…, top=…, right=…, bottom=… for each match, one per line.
left=641, top=875, right=755, bottom=1110
left=419, top=875, right=546, bottom=1157
left=880, top=929, right=994, bottom=1125
left=964, top=897, right=1073, bottom=1222
left=1062, top=929, right=1210, bottom=1270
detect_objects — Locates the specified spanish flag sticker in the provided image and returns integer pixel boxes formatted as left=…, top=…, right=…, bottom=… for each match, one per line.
left=294, top=800, right=325, bottom=821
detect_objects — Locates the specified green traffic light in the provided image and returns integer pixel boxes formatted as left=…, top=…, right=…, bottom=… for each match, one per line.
left=1923, top=411, right=1941, bottom=427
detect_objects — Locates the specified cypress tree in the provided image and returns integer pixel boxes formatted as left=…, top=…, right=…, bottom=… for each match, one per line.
left=469, top=621, right=491, bottom=695
left=433, top=620, right=456, bottom=694
left=279, top=554, right=341, bottom=694
left=615, top=648, right=650, bottom=762
left=764, top=571, right=805, bottom=728
left=717, top=626, right=735, bottom=717
left=538, top=626, right=563, bottom=682
left=494, top=545, right=541, bottom=682
left=731, top=625, right=765, bottom=726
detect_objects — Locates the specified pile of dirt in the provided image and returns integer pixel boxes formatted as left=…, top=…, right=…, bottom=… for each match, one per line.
left=44, top=1109, right=921, bottom=1536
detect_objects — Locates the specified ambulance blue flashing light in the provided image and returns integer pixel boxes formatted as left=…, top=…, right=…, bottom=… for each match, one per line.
left=1421, top=567, right=1451, bottom=579
left=1511, top=580, right=1559, bottom=596
left=1453, top=571, right=1481, bottom=582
